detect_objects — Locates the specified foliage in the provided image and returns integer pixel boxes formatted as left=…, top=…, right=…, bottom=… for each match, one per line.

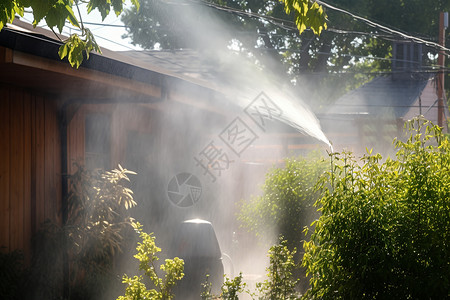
left=201, top=274, right=215, bottom=300
left=27, top=164, right=137, bottom=300
left=121, top=0, right=449, bottom=104
left=64, top=164, right=137, bottom=299
left=221, top=273, right=247, bottom=300
left=117, top=222, right=184, bottom=300
left=201, top=273, right=252, bottom=300
left=238, top=151, right=327, bottom=250
left=0, top=0, right=139, bottom=68
left=66, top=164, right=137, bottom=257
left=302, top=117, right=450, bottom=299
left=200, top=239, right=300, bottom=300
left=281, top=0, right=327, bottom=35
left=257, top=238, right=300, bottom=300
left=121, top=0, right=325, bottom=50
left=201, top=272, right=253, bottom=300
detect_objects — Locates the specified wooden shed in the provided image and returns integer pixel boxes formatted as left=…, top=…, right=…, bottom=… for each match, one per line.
left=0, top=19, right=233, bottom=261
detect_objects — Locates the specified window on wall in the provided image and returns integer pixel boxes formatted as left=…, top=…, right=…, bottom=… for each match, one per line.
left=85, top=113, right=111, bottom=170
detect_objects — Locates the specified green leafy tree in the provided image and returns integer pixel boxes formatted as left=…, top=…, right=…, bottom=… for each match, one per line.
left=0, top=0, right=140, bottom=68
left=120, top=0, right=327, bottom=83
left=303, top=117, right=450, bottom=299
left=121, top=0, right=449, bottom=104
left=117, top=222, right=184, bottom=300
left=322, top=0, right=450, bottom=99
left=121, top=0, right=326, bottom=50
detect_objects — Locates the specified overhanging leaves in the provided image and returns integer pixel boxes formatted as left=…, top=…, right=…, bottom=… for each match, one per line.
left=281, top=0, right=327, bottom=35
left=0, top=0, right=139, bottom=68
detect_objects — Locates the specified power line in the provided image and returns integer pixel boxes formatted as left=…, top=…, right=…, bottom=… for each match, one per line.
left=61, top=0, right=449, bottom=58
left=82, top=21, right=127, bottom=28
left=59, top=24, right=139, bottom=51
left=20, top=1, right=450, bottom=68
left=78, top=19, right=399, bottom=41
left=316, top=0, right=450, bottom=55
left=294, top=70, right=449, bottom=77
left=190, top=0, right=450, bottom=55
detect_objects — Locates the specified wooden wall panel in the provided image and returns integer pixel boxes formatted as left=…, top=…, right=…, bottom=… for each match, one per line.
left=67, top=106, right=85, bottom=174
left=54, top=103, right=62, bottom=225
left=46, top=100, right=61, bottom=223
left=67, top=106, right=75, bottom=174
left=24, top=91, right=32, bottom=261
left=35, top=95, right=46, bottom=229
left=0, top=84, right=61, bottom=259
left=76, top=108, right=85, bottom=168
left=30, top=96, right=36, bottom=236
left=10, top=88, right=25, bottom=252
left=44, top=99, right=56, bottom=221
left=0, top=86, right=10, bottom=250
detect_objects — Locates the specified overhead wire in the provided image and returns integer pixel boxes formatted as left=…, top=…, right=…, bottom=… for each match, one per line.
left=191, top=0, right=450, bottom=56
left=57, top=0, right=449, bottom=58
left=19, top=0, right=449, bottom=70
left=59, top=23, right=139, bottom=50
left=315, top=0, right=450, bottom=55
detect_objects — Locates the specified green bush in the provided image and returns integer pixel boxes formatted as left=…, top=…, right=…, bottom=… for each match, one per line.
left=28, top=164, right=137, bottom=300
left=117, top=222, right=184, bottom=300
left=238, top=151, right=327, bottom=250
left=201, top=238, right=300, bottom=300
left=303, top=117, right=450, bottom=299
left=238, top=152, right=327, bottom=293
left=201, top=273, right=251, bottom=300
left=66, top=164, right=137, bottom=299
left=257, top=238, right=300, bottom=300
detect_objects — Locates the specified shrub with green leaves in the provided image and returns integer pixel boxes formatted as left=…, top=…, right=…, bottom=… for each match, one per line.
left=257, top=238, right=300, bottom=300
left=66, top=164, right=137, bottom=299
left=303, top=117, right=450, bottom=299
left=28, top=164, right=137, bottom=300
left=201, top=273, right=250, bottom=300
left=117, top=222, right=184, bottom=300
left=238, top=151, right=327, bottom=250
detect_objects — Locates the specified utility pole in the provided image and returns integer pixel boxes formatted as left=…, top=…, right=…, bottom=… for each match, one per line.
left=437, top=12, right=448, bottom=128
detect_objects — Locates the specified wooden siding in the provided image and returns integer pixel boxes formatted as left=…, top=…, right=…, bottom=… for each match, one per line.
left=67, top=103, right=159, bottom=173
left=0, top=84, right=61, bottom=260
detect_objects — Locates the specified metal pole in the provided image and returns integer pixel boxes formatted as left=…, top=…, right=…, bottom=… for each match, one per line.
left=437, top=12, right=447, bottom=128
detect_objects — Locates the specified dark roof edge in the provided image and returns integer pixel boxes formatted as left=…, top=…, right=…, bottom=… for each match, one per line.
left=0, top=22, right=224, bottom=96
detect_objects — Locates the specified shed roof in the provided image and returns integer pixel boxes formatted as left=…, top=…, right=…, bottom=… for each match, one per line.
left=124, top=50, right=218, bottom=83
left=0, top=19, right=239, bottom=107
left=0, top=19, right=224, bottom=93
